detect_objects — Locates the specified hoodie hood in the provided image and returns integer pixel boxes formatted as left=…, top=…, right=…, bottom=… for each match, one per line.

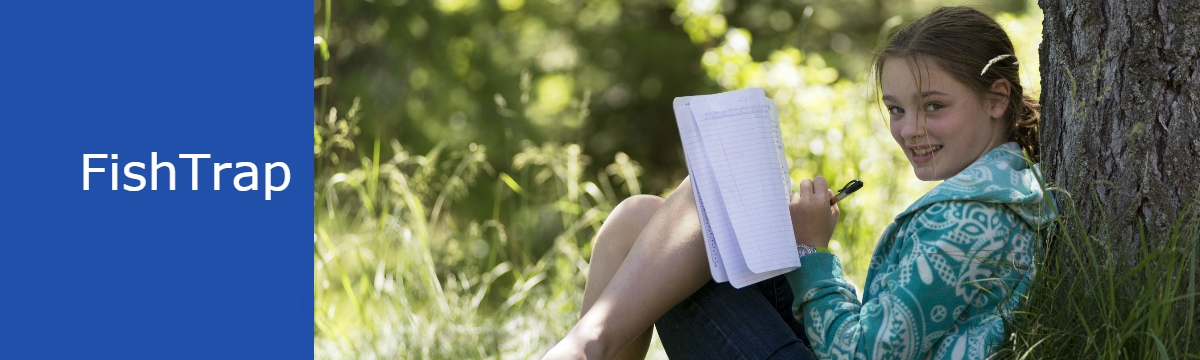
left=896, top=142, right=1057, bottom=229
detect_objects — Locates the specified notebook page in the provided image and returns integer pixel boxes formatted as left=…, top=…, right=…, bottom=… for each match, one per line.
left=687, top=105, right=783, bottom=288
left=680, top=95, right=782, bottom=288
left=672, top=97, right=728, bottom=283
left=691, top=89, right=800, bottom=274
left=768, top=101, right=803, bottom=270
left=768, top=101, right=793, bottom=198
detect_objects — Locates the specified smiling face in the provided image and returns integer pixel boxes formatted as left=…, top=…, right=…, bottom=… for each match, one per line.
left=882, top=56, right=1011, bottom=181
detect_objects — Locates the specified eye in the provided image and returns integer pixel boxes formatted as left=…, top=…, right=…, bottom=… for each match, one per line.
left=924, top=103, right=944, bottom=112
left=887, top=106, right=904, bottom=115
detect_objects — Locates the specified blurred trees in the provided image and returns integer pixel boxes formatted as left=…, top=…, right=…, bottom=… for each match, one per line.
left=314, top=0, right=1031, bottom=190
left=314, top=0, right=1037, bottom=279
left=316, top=0, right=714, bottom=195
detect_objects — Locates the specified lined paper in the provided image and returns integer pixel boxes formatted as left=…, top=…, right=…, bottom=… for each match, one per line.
left=769, top=102, right=793, bottom=198
left=672, top=97, right=728, bottom=283
left=672, top=88, right=800, bottom=288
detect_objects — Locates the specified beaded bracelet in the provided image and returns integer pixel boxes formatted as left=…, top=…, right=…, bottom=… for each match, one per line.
left=796, top=243, right=816, bottom=258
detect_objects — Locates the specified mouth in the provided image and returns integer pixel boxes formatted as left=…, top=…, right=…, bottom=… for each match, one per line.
left=908, top=145, right=942, bottom=163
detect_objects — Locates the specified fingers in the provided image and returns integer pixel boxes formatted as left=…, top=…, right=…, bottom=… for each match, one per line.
left=813, top=176, right=829, bottom=195
left=799, top=178, right=814, bottom=195
left=791, top=177, right=840, bottom=249
left=810, top=176, right=830, bottom=203
left=800, top=176, right=839, bottom=202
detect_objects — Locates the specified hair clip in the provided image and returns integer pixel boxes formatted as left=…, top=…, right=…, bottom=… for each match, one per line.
left=980, top=54, right=1013, bottom=75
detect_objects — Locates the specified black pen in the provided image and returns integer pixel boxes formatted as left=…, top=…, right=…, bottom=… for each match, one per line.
left=830, top=179, right=863, bottom=205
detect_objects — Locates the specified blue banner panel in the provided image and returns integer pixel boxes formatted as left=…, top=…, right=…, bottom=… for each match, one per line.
left=0, top=1, right=310, bottom=358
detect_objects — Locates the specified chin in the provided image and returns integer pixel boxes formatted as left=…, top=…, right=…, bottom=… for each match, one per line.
left=911, top=166, right=943, bottom=182
left=911, top=166, right=930, bottom=181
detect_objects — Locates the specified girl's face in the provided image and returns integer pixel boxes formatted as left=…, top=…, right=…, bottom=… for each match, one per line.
left=882, top=57, right=1010, bottom=181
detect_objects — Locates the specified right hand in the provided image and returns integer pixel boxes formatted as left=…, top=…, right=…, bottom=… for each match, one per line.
left=788, top=176, right=840, bottom=248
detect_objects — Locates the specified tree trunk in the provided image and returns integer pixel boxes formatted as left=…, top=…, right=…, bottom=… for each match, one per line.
left=1039, top=0, right=1200, bottom=244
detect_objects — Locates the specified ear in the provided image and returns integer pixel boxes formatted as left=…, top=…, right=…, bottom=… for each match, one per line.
left=986, top=78, right=1011, bottom=119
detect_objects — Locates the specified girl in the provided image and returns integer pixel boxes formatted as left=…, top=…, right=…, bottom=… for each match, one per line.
left=544, top=6, right=1056, bottom=359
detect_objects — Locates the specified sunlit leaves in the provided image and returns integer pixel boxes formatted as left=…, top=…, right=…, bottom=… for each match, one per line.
left=408, top=15, right=429, bottom=39
left=434, top=0, right=479, bottom=14
left=498, top=0, right=525, bottom=12
left=767, top=10, right=794, bottom=32
left=409, top=68, right=430, bottom=90
left=448, top=38, right=476, bottom=77
left=675, top=0, right=728, bottom=43
left=576, top=0, right=622, bottom=32
left=534, top=32, right=579, bottom=72
left=994, top=10, right=1043, bottom=96
left=530, top=74, right=575, bottom=120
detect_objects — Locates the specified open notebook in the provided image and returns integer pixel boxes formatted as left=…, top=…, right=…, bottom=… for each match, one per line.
left=672, top=88, right=799, bottom=288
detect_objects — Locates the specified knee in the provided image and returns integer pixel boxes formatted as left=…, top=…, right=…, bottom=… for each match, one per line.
left=609, top=195, right=665, bottom=228
left=591, top=194, right=664, bottom=255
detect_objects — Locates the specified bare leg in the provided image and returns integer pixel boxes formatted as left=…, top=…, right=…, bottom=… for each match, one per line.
left=543, top=194, right=666, bottom=360
left=544, top=177, right=712, bottom=360
left=581, top=195, right=664, bottom=360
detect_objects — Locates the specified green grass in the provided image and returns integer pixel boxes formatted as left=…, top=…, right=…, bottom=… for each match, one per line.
left=314, top=138, right=1199, bottom=360
left=311, top=114, right=1199, bottom=360
left=310, top=122, right=1199, bottom=359
left=995, top=186, right=1200, bottom=359
left=313, top=135, right=655, bottom=358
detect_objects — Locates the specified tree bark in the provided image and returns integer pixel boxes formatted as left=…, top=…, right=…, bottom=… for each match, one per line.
left=1039, top=0, right=1200, bottom=244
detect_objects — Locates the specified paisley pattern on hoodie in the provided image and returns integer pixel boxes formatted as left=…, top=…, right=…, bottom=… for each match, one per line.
left=786, top=142, right=1057, bottom=360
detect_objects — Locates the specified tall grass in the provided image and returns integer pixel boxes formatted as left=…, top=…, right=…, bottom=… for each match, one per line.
left=997, top=186, right=1200, bottom=359
left=312, top=125, right=661, bottom=358
left=314, top=2, right=669, bottom=355
left=311, top=12, right=686, bottom=349
left=313, top=133, right=1200, bottom=360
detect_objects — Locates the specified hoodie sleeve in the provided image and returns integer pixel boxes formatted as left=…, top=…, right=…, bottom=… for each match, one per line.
left=785, top=200, right=1025, bottom=359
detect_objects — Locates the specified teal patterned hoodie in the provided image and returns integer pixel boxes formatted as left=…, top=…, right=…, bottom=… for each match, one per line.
left=786, top=142, right=1057, bottom=360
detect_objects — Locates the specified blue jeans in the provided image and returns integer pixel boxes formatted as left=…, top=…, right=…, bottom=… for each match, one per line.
left=655, top=274, right=816, bottom=359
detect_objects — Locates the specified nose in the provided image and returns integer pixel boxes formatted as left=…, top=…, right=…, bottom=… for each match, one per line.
left=898, top=112, right=923, bottom=142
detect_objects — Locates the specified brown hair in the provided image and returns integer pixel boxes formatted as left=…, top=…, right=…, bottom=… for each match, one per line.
left=873, top=6, right=1040, bottom=161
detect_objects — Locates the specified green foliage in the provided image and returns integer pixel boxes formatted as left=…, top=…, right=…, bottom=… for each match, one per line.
left=996, top=187, right=1200, bottom=359
left=314, top=135, right=642, bottom=358
left=316, top=0, right=1032, bottom=194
